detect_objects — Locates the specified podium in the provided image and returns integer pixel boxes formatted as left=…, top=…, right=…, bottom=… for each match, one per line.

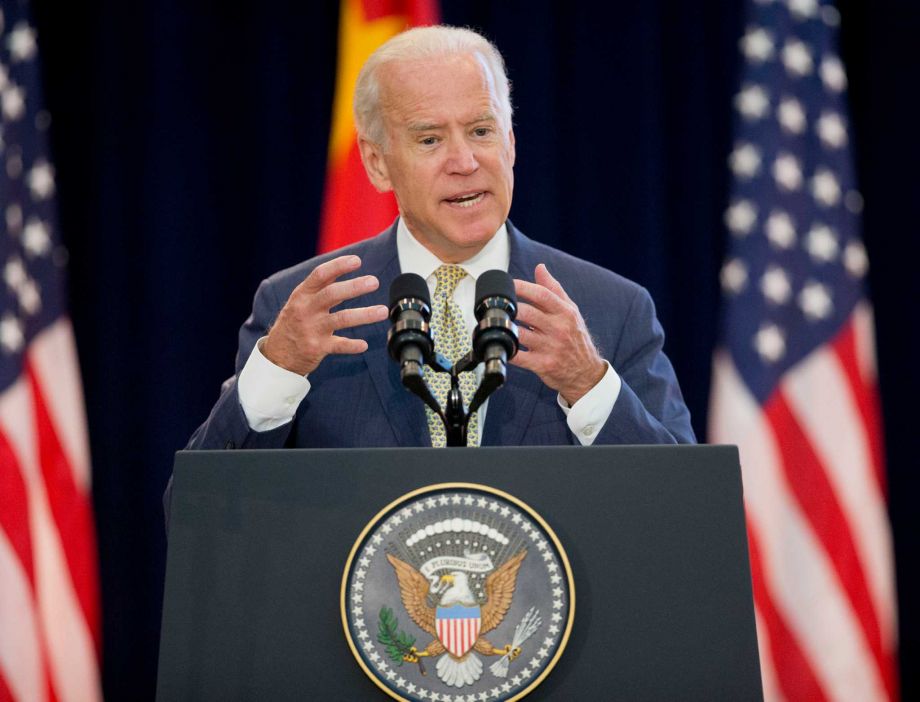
left=157, top=446, right=762, bottom=701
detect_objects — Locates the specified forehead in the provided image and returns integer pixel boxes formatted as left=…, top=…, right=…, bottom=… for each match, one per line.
left=378, top=53, right=500, bottom=127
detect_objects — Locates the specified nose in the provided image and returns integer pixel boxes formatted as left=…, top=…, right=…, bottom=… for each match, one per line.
left=445, top=139, right=479, bottom=175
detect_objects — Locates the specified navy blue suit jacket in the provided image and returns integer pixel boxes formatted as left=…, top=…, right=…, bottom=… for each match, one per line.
left=186, top=222, right=694, bottom=451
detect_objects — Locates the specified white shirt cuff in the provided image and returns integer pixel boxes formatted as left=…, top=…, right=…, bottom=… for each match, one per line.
left=237, top=337, right=311, bottom=432
left=556, top=360, right=621, bottom=446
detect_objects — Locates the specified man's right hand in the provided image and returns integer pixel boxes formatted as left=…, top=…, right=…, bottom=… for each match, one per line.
left=261, top=255, right=389, bottom=376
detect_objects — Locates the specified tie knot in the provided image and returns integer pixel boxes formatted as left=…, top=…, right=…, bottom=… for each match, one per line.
left=433, top=264, right=467, bottom=299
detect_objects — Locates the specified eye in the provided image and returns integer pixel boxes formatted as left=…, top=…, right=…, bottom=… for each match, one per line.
left=473, top=126, right=492, bottom=137
left=419, top=136, right=439, bottom=146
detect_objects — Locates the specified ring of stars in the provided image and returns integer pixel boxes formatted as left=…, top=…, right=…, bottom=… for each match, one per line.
left=344, top=489, right=571, bottom=702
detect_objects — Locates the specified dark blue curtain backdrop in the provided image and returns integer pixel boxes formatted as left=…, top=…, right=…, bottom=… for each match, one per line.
left=28, top=1, right=919, bottom=699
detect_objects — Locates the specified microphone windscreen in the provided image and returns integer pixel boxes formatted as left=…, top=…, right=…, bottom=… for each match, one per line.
left=475, top=269, right=516, bottom=307
left=389, top=273, right=430, bottom=309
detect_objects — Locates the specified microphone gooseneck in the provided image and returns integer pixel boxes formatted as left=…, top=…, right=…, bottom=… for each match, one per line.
left=385, top=269, right=520, bottom=447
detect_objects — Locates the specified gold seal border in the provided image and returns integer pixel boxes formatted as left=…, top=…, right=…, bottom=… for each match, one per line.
left=340, top=482, right=576, bottom=702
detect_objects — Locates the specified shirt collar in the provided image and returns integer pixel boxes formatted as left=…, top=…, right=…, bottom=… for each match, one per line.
left=396, top=218, right=510, bottom=281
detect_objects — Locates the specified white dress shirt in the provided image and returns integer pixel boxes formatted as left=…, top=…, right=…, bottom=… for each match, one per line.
left=237, top=220, right=621, bottom=445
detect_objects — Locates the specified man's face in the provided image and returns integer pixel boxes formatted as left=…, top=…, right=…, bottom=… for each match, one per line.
left=359, top=53, right=515, bottom=263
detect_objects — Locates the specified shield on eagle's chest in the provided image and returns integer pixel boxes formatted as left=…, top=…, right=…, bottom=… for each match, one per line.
left=435, top=605, right=482, bottom=658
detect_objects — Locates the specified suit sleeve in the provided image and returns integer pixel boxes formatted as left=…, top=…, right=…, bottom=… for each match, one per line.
left=185, top=277, right=297, bottom=451
left=593, top=285, right=696, bottom=445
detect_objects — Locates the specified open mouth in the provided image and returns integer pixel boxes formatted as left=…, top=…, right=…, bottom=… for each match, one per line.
left=445, top=192, right=486, bottom=208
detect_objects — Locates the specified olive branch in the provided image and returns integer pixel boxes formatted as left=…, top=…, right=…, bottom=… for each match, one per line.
left=377, top=607, right=426, bottom=675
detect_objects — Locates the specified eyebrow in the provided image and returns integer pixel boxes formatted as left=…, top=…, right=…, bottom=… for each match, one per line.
left=406, top=113, right=497, bottom=132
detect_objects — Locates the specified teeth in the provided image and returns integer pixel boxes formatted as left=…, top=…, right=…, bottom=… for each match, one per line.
left=451, top=192, right=484, bottom=208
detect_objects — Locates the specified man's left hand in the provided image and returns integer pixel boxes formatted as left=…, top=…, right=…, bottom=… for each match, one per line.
left=512, top=264, right=607, bottom=405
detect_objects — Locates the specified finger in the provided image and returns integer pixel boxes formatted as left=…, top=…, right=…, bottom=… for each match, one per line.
left=329, top=304, right=389, bottom=331
left=515, top=303, right=551, bottom=334
left=515, top=325, right=542, bottom=352
left=299, top=255, right=363, bottom=294
left=514, top=279, right=567, bottom=314
left=534, top=263, right=572, bottom=303
left=317, top=274, right=379, bottom=309
left=327, top=336, right=369, bottom=355
left=509, top=348, right=537, bottom=371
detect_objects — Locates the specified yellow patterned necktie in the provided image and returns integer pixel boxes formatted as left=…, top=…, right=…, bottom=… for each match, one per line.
left=426, top=265, right=480, bottom=447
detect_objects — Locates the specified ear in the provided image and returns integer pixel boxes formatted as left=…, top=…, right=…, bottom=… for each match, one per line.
left=357, top=136, right=393, bottom=193
left=507, top=128, right=516, bottom=167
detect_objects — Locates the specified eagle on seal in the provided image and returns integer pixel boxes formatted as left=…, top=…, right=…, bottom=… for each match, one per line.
left=385, top=550, right=527, bottom=688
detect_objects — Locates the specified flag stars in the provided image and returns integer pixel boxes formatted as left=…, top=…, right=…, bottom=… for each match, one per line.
left=760, top=266, right=792, bottom=305
left=27, top=159, right=55, bottom=200
left=721, top=259, right=749, bottom=295
left=844, top=241, right=869, bottom=278
left=725, top=199, right=758, bottom=236
left=735, top=84, right=770, bottom=120
left=5, top=256, right=26, bottom=290
left=740, top=26, right=775, bottom=63
left=773, top=152, right=803, bottom=191
left=8, top=23, right=38, bottom=62
left=820, top=55, right=847, bottom=92
left=816, top=111, right=847, bottom=149
left=799, top=281, right=834, bottom=321
left=781, top=39, right=814, bottom=77
left=777, top=97, right=807, bottom=134
left=1, top=83, right=24, bottom=120
left=0, top=314, right=24, bottom=353
left=810, top=168, right=841, bottom=207
left=806, top=223, right=839, bottom=262
left=729, top=142, right=762, bottom=179
left=787, top=0, right=818, bottom=20
left=765, top=210, right=797, bottom=249
left=18, top=279, right=40, bottom=315
left=754, top=323, right=786, bottom=363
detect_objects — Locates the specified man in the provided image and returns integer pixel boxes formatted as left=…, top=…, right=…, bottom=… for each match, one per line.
left=186, top=26, right=694, bottom=453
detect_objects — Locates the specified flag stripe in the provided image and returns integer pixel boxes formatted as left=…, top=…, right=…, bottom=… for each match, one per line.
left=747, top=525, right=827, bottom=702
left=0, top=528, right=45, bottom=702
left=27, top=361, right=101, bottom=649
left=710, top=352, right=887, bottom=702
left=0, top=430, right=35, bottom=588
left=0, top=380, right=102, bottom=702
left=28, top=321, right=92, bottom=490
left=783, top=326, right=897, bottom=652
left=752, top=609, right=784, bottom=702
left=0, top=670, right=15, bottom=702
left=835, top=313, right=887, bottom=494
left=765, top=390, right=892, bottom=698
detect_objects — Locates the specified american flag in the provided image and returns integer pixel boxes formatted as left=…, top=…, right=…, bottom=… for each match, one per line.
left=0, top=2, right=102, bottom=701
left=709, top=1, right=897, bottom=700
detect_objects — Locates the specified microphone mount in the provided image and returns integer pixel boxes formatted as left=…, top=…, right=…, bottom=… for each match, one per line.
left=388, top=270, right=519, bottom=447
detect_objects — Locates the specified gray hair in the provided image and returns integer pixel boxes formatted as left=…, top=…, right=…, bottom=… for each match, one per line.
left=353, top=25, right=513, bottom=146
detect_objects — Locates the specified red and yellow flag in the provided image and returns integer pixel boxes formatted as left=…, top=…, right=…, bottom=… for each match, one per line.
left=318, top=0, right=440, bottom=254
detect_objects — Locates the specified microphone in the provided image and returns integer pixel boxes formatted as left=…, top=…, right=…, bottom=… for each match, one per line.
left=387, top=273, right=433, bottom=381
left=473, top=270, right=519, bottom=378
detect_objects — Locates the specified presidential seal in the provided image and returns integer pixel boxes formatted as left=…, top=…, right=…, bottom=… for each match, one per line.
left=341, top=483, right=574, bottom=702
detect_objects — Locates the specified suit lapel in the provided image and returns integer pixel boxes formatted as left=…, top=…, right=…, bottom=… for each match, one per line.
left=342, top=225, right=429, bottom=447
left=481, top=223, right=545, bottom=446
